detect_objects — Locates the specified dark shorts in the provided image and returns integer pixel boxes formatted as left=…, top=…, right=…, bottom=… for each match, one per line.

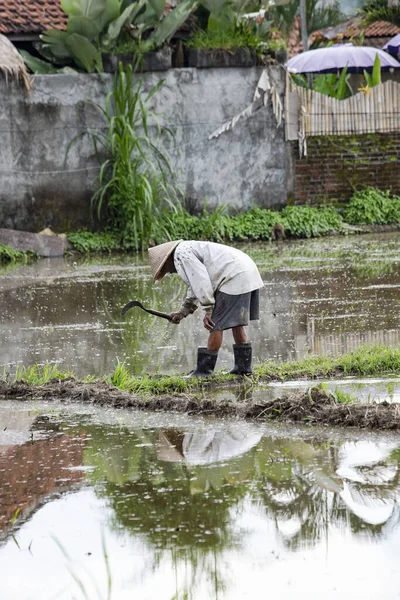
left=211, top=289, right=260, bottom=332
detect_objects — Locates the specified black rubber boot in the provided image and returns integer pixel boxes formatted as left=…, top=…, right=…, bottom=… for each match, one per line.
left=230, top=343, right=252, bottom=375
left=190, top=347, right=218, bottom=377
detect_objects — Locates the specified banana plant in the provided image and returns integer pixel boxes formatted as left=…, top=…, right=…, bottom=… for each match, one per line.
left=363, top=53, right=382, bottom=88
left=23, top=0, right=196, bottom=73
left=292, top=66, right=353, bottom=100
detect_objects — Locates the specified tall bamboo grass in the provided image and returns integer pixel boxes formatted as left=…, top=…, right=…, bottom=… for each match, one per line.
left=89, top=63, right=182, bottom=250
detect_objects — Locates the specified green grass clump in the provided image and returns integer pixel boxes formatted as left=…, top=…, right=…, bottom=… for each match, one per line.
left=67, top=230, right=123, bottom=253
left=281, top=206, right=344, bottom=238
left=173, top=205, right=343, bottom=243
left=11, top=363, right=74, bottom=386
left=185, top=29, right=261, bottom=51
left=0, top=245, right=31, bottom=264
left=105, top=360, right=230, bottom=394
left=338, top=344, right=400, bottom=375
left=5, top=345, right=400, bottom=394
left=344, top=188, right=400, bottom=225
left=66, top=187, right=400, bottom=254
left=256, top=344, right=400, bottom=380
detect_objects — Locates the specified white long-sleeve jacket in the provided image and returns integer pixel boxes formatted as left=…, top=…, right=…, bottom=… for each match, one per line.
left=173, top=241, right=264, bottom=316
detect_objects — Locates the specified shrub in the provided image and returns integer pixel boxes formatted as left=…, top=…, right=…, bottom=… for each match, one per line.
left=344, top=188, right=400, bottom=225
left=280, top=206, right=344, bottom=237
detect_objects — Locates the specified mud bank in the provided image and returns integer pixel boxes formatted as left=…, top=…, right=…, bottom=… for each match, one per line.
left=1, top=379, right=400, bottom=430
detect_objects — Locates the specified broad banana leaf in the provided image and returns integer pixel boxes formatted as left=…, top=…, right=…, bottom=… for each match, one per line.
left=20, top=50, right=60, bottom=73
left=148, top=0, right=195, bottom=48
left=104, top=0, right=148, bottom=45
left=99, top=0, right=121, bottom=31
left=20, top=50, right=78, bottom=73
left=61, top=0, right=120, bottom=32
left=335, top=65, right=349, bottom=99
left=207, top=10, right=234, bottom=32
left=364, top=54, right=381, bottom=88
left=41, top=30, right=73, bottom=59
left=64, top=32, right=103, bottom=72
left=200, top=0, right=229, bottom=15
left=67, top=15, right=102, bottom=39
left=148, top=0, right=167, bottom=19
left=34, top=40, right=71, bottom=64
left=61, top=0, right=107, bottom=19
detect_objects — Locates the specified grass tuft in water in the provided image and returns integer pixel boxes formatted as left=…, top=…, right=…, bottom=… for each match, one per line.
left=255, top=345, right=400, bottom=380
left=311, top=382, right=355, bottom=404
left=0, top=244, right=30, bottom=264
left=5, top=345, right=400, bottom=395
left=11, top=363, right=75, bottom=386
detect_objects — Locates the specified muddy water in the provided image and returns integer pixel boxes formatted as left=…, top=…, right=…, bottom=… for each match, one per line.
left=1, top=400, right=400, bottom=600
left=2, top=232, right=400, bottom=376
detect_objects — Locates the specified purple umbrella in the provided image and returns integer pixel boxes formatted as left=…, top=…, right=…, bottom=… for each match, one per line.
left=383, top=34, right=400, bottom=58
left=286, top=45, right=400, bottom=74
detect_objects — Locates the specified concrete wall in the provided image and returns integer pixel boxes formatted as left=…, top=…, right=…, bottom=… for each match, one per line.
left=0, top=66, right=291, bottom=232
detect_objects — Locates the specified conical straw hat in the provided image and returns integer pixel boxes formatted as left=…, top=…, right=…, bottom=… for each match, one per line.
left=148, top=240, right=182, bottom=281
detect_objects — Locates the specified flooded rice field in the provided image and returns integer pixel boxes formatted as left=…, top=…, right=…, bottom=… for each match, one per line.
left=2, top=400, right=400, bottom=599
left=3, top=233, right=400, bottom=598
left=1, top=232, right=400, bottom=377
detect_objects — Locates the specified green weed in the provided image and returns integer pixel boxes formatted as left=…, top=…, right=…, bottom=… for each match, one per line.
left=256, top=345, right=400, bottom=380
left=67, top=230, right=123, bottom=253
left=311, top=381, right=354, bottom=404
left=5, top=345, right=400, bottom=395
left=0, top=245, right=32, bottom=264
left=66, top=187, right=400, bottom=254
left=12, top=363, right=74, bottom=386
left=185, top=28, right=262, bottom=52
left=344, top=188, right=400, bottom=225
left=281, top=205, right=344, bottom=237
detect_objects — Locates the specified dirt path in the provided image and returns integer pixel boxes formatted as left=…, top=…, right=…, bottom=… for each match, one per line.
left=1, top=378, right=400, bottom=430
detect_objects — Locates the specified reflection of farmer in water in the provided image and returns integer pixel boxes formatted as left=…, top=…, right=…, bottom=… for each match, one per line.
left=157, top=426, right=263, bottom=466
left=148, top=240, right=264, bottom=377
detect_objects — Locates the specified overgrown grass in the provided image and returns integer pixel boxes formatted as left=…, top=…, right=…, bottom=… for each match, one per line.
left=256, top=345, right=400, bottom=380
left=0, top=245, right=31, bottom=264
left=72, top=64, right=182, bottom=251
left=67, top=205, right=345, bottom=252
left=345, top=188, right=400, bottom=225
left=185, top=28, right=263, bottom=51
left=67, top=230, right=123, bottom=253
left=10, top=363, right=74, bottom=386
left=5, top=345, right=400, bottom=395
left=66, top=186, right=400, bottom=254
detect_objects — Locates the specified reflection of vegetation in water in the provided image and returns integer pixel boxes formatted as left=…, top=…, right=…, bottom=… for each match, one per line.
left=0, top=245, right=34, bottom=276
left=113, top=273, right=191, bottom=374
left=81, top=422, right=400, bottom=561
left=84, top=425, right=250, bottom=596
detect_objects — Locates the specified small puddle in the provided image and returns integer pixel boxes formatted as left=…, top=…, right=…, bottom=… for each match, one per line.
left=1, top=400, right=400, bottom=599
left=254, top=377, right=400, bottom=404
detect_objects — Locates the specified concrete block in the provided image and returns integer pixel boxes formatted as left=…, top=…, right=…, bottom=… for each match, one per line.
left=0, top=228, right=67, bottom=257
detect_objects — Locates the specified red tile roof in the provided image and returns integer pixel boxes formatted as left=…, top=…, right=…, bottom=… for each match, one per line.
left=289, top=18, right=400, bottom=56
left=0, top=0, right=67, bottom=36
left=310, top=18, right=400, bottom=46
left=343, top=19, right=400, bottom=38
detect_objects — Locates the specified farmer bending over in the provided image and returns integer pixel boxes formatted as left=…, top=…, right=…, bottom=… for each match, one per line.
left=148, top=240, right=263, bottom=377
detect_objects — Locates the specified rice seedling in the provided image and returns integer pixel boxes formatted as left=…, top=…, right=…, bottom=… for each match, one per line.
left=13, top=363, right=74, bottom=386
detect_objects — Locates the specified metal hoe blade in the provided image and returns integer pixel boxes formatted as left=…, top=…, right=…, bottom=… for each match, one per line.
left=120, top=300, right=172, bottom=321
